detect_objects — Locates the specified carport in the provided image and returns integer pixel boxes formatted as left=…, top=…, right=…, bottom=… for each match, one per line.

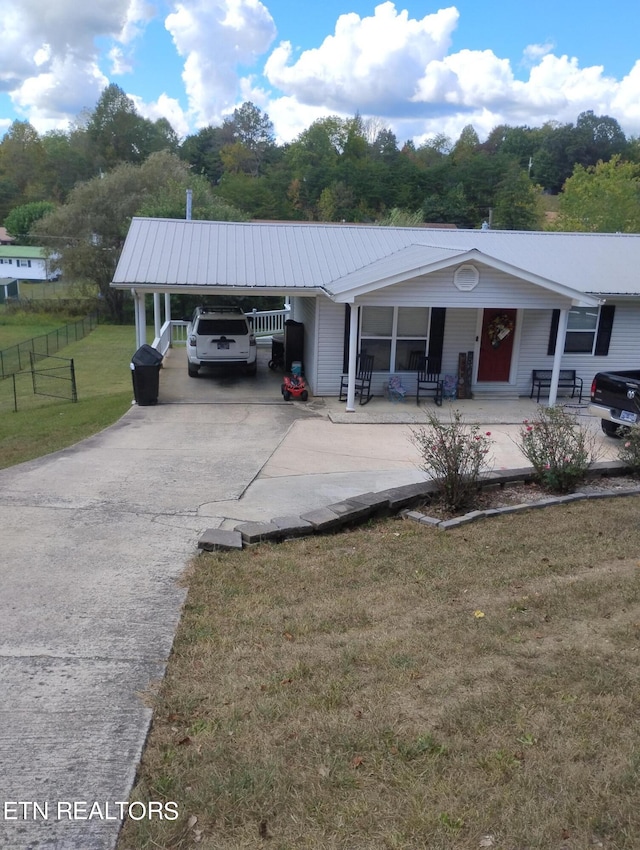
left=159, top=344, right=290, bottom=404
left=112, top=217, right=632, bottom=411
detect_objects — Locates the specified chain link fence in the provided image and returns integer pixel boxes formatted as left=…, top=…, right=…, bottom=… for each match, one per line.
left=0, top=312, right=97, bottom=379
left=0, top=353, right=78, bottom=413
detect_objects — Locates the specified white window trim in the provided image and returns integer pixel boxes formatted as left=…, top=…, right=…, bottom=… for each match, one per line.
left=359, top=306, right=431, bottom=372
left=564, top=306, right=601, bottom=355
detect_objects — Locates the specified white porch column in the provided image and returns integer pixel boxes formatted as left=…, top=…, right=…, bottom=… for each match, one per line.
left=345, top=303, right=359, bottom=412
left=548, top=308, right=569, bottom=406
left=164, top=293, right=171, bottom=325
left=132, top=289, right=147, bottom=350
left=153, top=292, right=162, bottom=340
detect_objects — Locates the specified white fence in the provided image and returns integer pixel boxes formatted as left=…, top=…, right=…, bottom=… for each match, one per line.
left=246, top=307, right=290, bottom=337
left=152, top=308, right=290, bottom=355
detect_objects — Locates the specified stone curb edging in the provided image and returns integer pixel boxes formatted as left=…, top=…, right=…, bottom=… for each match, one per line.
left=197, top=461, right=639, bottom=551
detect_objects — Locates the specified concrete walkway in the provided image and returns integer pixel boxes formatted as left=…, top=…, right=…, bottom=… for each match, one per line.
left=0, top=348, right=617, bottom=849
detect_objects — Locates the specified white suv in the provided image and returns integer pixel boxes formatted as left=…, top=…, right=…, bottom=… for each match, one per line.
left=186, top=306, right=257, bottom=377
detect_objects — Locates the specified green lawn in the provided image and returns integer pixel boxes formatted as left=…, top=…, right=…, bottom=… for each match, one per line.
left=0, top=322, right=139, bottom=468
left=118, top=498, right=640, bottom=850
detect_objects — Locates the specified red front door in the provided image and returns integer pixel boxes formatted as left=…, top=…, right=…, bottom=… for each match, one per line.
left=477, top=309, right=517, bottom=382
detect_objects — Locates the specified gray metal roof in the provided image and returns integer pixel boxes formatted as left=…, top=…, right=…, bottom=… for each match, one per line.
left=112, top=217, right=640, bottom=298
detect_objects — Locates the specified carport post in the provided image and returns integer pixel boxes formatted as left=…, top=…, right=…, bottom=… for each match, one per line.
left=548, top=307, right=569, bottom=406
left=345, top=302, right=359, bottom=412
left=153, top=292, right=162, bottom=340
left=132, top=289, right=147, bottom=349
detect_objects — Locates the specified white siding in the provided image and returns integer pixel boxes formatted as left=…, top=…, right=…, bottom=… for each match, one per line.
left=291, top=296, right=318, bottom=393
left=516, top=301, right=640, bottom=397
left=361, top=264, right=571, bottom=310
left=0, top=257, right=48, bottom=281
left=316, top=298, right=347, bottom=396
left=442, top=309, right=478, bottom=379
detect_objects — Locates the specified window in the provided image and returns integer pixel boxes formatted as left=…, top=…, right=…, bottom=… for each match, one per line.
left=547, top=306, right=616, bottom=357
left=17, top=259, right=31, bottom=268
left=360, top=306, right=429, bottom=371
left=564, top=307, right=599, bottom=353
left=0, top=258, right=12, bottom=265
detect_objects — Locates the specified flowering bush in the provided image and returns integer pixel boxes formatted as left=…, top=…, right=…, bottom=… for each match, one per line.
left=411, top=410, right=493, bottom=512
left=617, top=425, right=640, bottom=475
left=517, top=406, right=597, bottom=493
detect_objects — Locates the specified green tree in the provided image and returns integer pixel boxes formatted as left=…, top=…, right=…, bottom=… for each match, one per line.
left=0, top=121, right=46, bottom=218
left=31, top=152, right=244, bottom=321
left=555, top=156, right=640, bottom=232
left=422, top=183, right=473, bottom=227
left=180, top=124, right=234, bottom=184
left=85, top=84, right=179, bottom=171
left=317, top=181, right=356, bottom=221
left=377, top=207, right=424, bottom=227
left=40, top=129, right=93, bottom=201
left=573, top=110, right=627, bottom=168
left=4, top=201, right=57, bottom=242
left=492, top=164, right=543, bottom=230
left=221, top=102, right=276, bottom=177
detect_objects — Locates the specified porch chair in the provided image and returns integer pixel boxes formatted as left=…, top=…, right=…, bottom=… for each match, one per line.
left=339, top=352, right=374, bottom=405
left=409, top=351, right=443, bottom=407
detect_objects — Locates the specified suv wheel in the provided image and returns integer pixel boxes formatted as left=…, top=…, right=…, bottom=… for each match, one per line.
left=188, top=364, right=200, bottom=378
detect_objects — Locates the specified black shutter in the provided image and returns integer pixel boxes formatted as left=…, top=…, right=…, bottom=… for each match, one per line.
left=343, top=304, right=351, bottom=373
left=427, top=308, right=446, bottom=372
left=594, top=305, right=615, bottom=356
left=547, top=309, right=560, bottom=356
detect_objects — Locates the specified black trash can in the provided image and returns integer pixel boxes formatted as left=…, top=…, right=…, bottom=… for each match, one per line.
left=130, top=344, right=163, bottom=405
left=283, top=319, right=304, bottom=373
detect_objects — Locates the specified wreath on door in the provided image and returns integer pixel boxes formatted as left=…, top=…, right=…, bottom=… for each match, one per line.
left=487, top=314, right=514, bottom=349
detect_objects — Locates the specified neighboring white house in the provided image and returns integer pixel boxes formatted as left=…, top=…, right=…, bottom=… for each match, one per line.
left=0, top=246, right=59, bottom=281
left=111, top=218, right=640, bottom=409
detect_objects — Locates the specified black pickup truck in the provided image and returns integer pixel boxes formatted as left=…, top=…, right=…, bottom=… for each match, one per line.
left=589, top=370, right=640, bottom=436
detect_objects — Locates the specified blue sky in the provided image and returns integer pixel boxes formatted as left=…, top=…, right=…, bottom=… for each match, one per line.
left=2, top=1, right=639, bottom=145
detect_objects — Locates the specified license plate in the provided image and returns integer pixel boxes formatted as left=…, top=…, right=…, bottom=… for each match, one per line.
left=217, top=341, right=229, bottom=350
left=619, top=410, right=637, bottom=423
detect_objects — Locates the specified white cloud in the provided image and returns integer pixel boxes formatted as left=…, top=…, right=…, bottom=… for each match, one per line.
left=260, top=4, right=640, bottom=143
left=165, top=0, right=276, bottom=127
left=522, top=42, right=555, bottom=66
left=612, top=60, right=640, bottom=125
left=12, top=55, right=109, bottom=132
left=265, top=2, right=459, bottom=114
left=131, top=92, right=190, bottom=137
left=2, top=0, right=640, bottom=151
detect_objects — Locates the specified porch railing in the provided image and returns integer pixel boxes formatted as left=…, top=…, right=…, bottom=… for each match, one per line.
left=246, top=307, right=290, bottom=337
left=151, top=307, right=290, bottom=355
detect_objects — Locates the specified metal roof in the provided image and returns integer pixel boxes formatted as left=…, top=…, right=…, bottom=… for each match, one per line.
left=112, top=218, right=640, bottom=298
left=0, top=246, right=46, bottom=259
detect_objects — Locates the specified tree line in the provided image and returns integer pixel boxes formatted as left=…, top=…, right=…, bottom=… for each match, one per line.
left=2, top=84, right=640, bottom=320
left=3, top=83, right=640, bottom=233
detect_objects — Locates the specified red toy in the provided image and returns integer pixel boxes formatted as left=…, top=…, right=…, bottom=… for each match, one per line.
left=281, top=374, right=308, bottom=401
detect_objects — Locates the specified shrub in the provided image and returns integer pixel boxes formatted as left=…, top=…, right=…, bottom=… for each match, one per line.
left=411, top=410, right=493, bottom=512
left=517, top=406, right=597, bottom=493
left=618, top=426, right=640, bottom=475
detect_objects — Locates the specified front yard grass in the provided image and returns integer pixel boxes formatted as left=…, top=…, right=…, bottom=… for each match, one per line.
left=118, top=498, right=640, bottom=850
left=0, top=324, right=137, bottom=467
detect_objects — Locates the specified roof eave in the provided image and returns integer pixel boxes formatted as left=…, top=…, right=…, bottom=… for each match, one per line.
left=331, top=248, right=601, bottom=307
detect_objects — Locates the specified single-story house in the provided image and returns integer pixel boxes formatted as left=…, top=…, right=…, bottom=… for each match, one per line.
left=111, top=217, right=640, bottom=410
left=0, top=245, right=59, bottom=281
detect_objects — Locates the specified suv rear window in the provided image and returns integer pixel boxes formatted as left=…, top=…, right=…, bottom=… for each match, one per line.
left=197, top=319, right=249, bottom=335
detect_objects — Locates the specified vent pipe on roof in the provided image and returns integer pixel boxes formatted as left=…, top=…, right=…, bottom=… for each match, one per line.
left=186, top=189, right=192, bottom=221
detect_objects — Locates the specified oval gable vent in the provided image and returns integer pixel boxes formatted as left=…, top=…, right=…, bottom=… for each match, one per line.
left=454, top=264, right=479, bottom=291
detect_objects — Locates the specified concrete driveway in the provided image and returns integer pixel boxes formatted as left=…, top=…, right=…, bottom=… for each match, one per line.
left=0, top=346, right=618, bottom=849
left=0, top=389, right=313, bottom=849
